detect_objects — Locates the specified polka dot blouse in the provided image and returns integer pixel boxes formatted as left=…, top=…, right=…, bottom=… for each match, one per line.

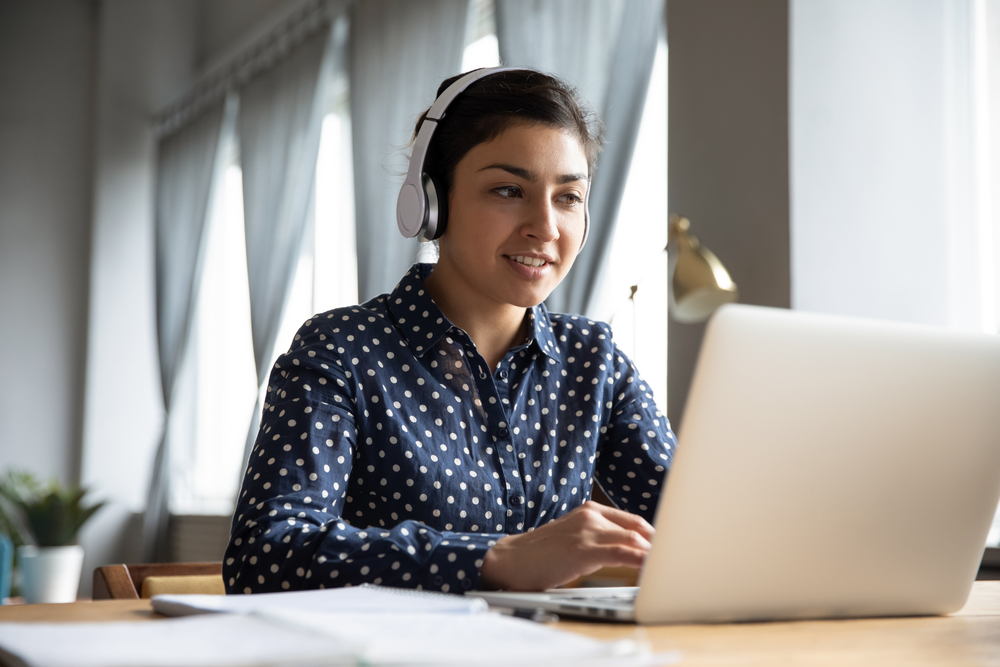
left=225, top=264, right=676, bottom=595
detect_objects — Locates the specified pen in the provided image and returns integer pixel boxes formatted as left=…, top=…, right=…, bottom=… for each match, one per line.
left=493, top=606, right=560, bottom=623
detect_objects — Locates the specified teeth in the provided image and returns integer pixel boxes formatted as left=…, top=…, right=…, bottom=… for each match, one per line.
left=512, top=255, right=546, bottom=268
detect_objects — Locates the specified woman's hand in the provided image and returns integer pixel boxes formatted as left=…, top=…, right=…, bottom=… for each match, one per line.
left=478, top=501, right=654, bottom=591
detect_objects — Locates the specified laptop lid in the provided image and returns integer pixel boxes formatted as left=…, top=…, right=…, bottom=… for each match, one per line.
left=635, top=304, right=1000, bottom=624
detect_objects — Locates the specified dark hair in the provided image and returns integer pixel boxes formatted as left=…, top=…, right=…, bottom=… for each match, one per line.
left=412, top=69, right=603, bottom=204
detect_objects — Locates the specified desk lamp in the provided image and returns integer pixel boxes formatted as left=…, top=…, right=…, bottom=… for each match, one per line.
left=668, top=214, right=739, bottom=322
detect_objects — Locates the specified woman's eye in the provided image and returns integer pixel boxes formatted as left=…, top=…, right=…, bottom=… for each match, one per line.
left=494, top=186, right=522, bottom=198
left=559, top=193, right=583, bottom=205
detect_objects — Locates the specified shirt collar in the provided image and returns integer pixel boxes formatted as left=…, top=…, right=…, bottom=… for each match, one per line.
left=527, top=302, right=561, bottom=362
left=386, top=264, right=454, bottom=357
left=387, top=263, right=561, bottom=362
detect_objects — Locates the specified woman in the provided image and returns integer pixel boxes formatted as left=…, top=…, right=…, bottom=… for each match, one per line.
left=224, top=68, right=676, bottom=595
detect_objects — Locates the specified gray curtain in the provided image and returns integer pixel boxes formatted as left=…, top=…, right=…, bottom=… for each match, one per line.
left=145, top=95, right=236, bottom=561
left=240, top=22, right=341, bottom=468
left=496, top=0, right=665, bottom=317
left=349, top=0, right=470, bottom=301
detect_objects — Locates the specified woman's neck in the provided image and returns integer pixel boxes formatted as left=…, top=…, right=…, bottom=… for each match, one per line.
left=424, top=268, right=529, bottom=371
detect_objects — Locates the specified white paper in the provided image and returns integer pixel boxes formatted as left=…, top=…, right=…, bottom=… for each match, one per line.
left=255, top=608, right=680, bottom=666
left=0, top=614, right=349, bottom=667
left=152, top=583, right=487, bottom=617
left=0, top=609, right=680, bottom=667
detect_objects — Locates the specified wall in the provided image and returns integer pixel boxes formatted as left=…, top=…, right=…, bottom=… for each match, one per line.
left=0, top=1, right=98, bottom=485
left=78, top=0, right=200, bottom=595
left=666, top=0, right=792, bottom=428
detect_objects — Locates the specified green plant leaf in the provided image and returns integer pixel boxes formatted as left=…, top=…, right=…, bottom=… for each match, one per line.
left=0, top=470, right=104, bottom=547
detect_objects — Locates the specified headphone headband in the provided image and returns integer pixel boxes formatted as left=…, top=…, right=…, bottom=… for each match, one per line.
left=396, top=67, right=590, bottom=247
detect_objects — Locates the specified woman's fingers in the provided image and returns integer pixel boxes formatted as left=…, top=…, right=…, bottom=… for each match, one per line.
left=589, top=526, right=652, bottom=551
left=594, top=543, right=649, bottom=570
left=479, top=501, right=656, bottom=590
left=576, top=501, right=656, bottom=541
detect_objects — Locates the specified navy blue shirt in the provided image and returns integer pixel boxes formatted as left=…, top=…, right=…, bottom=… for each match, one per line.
left=225, top=264, right=676, bottom=594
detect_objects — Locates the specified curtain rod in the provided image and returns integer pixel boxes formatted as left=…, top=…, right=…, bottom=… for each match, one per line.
left=155, top=0, right=349, bottom=138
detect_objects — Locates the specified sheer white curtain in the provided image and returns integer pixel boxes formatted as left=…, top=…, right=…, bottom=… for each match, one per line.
left=239, top=22, right=343, bottom=468
left=790, top=0, right=999, bottom=330
left=349, top=0, right=471, bottom=301
left=145, top=95, right=236, bottom=560
left=496, top=0, right=665, bottom=316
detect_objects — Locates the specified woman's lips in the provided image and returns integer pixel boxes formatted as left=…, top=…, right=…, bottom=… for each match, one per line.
left=505, top=254, right=552, bottom=277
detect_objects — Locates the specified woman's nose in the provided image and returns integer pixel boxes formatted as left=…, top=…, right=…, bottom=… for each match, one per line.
left=522, top=200, right=559, bottom=242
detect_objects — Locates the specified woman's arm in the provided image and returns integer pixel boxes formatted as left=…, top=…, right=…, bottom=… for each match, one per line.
left=593, top=342, right=675, bottom=522
left=223, top=322, right=503, bottom=594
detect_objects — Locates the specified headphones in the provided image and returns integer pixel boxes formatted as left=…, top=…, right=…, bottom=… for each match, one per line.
left=396, top=66, right=590, bottom=247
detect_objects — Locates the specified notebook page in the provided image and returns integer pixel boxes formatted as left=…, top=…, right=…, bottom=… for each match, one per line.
left=152, top=582, right=487, bottom=616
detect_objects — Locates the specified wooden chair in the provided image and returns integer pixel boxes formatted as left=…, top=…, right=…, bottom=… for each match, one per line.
left=92, top=562, right=224, bottom=600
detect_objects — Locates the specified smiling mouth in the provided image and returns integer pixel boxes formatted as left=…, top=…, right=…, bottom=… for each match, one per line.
left=509, top=255, right=548, bottom=268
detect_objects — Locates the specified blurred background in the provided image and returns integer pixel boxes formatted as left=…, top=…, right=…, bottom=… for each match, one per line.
left=0, top=0, right=997, bottom=597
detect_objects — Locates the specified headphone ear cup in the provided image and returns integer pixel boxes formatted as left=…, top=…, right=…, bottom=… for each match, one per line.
left=424, top=174, right=448, bottom=240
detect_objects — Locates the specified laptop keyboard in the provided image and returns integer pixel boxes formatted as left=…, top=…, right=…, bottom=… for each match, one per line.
left=558, top=591, right=638, bottom=605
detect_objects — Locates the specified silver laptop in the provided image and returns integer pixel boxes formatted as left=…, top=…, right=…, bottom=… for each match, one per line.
left=476, top=304, right=1000, bottom=624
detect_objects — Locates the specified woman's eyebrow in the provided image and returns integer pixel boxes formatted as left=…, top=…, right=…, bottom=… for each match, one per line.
left=479, top=163, right=534, bottom=180
left=479, top=163, right=588, bottom=184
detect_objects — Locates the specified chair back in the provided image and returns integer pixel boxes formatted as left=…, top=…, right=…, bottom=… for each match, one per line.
left=92, top=562, right=223, bottom=600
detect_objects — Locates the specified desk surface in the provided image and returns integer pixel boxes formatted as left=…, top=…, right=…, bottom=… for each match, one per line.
left=2, top=582, right=999, bottom=666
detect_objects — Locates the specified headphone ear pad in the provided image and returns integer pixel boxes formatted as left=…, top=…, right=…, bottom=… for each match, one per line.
left=425, top=174, right=449, bottom=240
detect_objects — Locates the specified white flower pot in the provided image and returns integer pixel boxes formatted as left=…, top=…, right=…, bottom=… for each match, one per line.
left=16, top=545, right=84, bottom=604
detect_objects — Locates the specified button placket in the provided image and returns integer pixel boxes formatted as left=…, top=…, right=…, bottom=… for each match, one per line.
left=498, top=359, right=527, bottom=532
left=463, top=345, right=515, bottom=532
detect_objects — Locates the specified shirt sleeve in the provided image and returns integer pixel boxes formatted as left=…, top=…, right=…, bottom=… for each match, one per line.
left=594, top=336, right=676, bottom=524
left=224, top=321, right=503, bottom=595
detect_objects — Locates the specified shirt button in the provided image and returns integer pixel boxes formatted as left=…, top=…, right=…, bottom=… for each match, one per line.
left=251, top=527, right=262, bottom=537
left=432, top=575, right=444, bottom=587
left=497, top=427, right=509, bottom=438
left=499, top=370, right=508, bottom=379
left=460, top=578, right=473, bottom=590
left=510, top=495, right=524, bottom=506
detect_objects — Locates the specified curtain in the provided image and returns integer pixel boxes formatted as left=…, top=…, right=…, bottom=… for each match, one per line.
left=349, top=0, right=470, bottom=301
left=145, top=95, right=236, bottom=561
left=239, top=22, right=342, bottom=469
left=496, top=0, right=665, bottom=317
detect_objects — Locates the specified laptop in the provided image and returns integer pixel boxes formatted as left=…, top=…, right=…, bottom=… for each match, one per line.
left=475, top=304, right=1000, bottom=624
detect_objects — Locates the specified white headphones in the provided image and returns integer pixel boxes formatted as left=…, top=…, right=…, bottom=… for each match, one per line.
left=396, top=67, right=590, bottom=246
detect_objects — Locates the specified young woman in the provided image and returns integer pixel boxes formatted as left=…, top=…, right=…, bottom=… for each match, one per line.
left=224, top=68, right=676, bottom=595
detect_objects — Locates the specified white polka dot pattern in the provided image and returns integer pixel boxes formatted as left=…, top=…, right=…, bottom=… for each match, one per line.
left=224, top=264, right=675, bottom=595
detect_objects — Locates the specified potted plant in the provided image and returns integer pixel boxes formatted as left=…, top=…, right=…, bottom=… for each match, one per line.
left=0, top=471, right=104, bottom=603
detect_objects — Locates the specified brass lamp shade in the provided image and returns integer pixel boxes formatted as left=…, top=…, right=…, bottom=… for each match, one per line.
left=668, top=214, right=739, bottom=323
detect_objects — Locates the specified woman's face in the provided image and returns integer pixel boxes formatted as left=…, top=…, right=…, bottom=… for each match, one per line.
left=435, top=122, right=589, bottom=311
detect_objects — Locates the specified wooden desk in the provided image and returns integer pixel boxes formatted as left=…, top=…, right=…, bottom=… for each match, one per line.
left=1, top=582, right=999, bottom=666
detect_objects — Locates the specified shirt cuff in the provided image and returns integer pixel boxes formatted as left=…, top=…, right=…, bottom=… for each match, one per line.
left=419, top=532, right=503, bottom=593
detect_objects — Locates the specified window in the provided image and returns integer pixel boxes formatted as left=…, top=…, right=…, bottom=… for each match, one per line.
left=974, top=0, right=1000, bottom=547
left=178, top=67, right=357, bottom=516
left=177, top=149, right=257, bottom=515
left=463, top=0, right=500, bottom=71
left=594, top=34, right=668, bottom=406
